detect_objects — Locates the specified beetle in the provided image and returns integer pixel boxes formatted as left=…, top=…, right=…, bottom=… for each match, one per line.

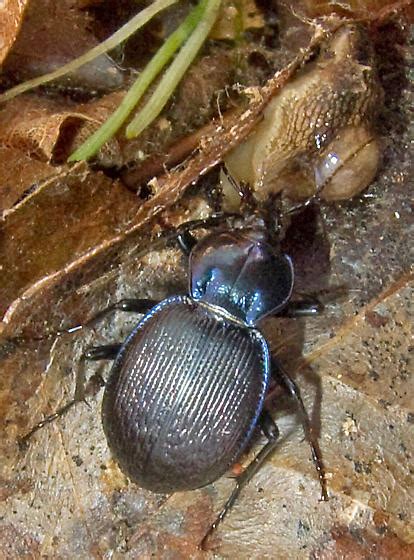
left=21, top=213, right=328, bottom=548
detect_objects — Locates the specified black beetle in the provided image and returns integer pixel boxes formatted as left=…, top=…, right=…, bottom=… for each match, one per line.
left=21, top=215, right=328, bottom=547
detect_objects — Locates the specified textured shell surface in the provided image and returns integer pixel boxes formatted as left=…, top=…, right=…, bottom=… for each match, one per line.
left=223, top=24, right=382, bottom=202
left=102, top=295, right=270, bottom=492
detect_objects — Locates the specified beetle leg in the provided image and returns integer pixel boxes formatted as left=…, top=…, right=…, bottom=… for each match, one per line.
left=58, top=298, right=158, bottom=336
left=17, top=369, right=88, bottom=448
left=109, top=299, right=158, bottom=313
left=279, top=297, right=323, bottom=318
left=171, top=212, right=241, bottom=257
left=18, top=344, right=121, bottom=449
left=200, top=410, right=280, bottom=550
left=221, top=164, right=258, bottom=212
left=84, top=344, right=122, bottom=360
left=259, top=408, right=280, bottom=440
left=176, top=230, right=198, bottom=256
left=175, top=212, right=241, bottom=256
left=18, top=399, right=80, bottom=449
left=6, top=300, right=159, bottom=345
left=272, top=358, right=329, bottom=501
left=284, top=181, right=325, bottom=216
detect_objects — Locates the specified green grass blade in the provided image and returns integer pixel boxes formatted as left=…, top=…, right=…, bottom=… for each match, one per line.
left=126, top=0, right=221, bottom=139
left=0, top=0, right=178, bottom=104
left=69, top=0, right=210, bottom=162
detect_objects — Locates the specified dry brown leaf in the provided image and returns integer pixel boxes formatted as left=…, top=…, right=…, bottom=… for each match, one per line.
left=0, top=146, right=62, bottom=212
left=0, top=4, right=412, bottom=559
left=0, top=94, right=81, bottom=161
left=0, top=0, right=29, bottom=65
left=0, top=91, right=124, bottom=167
left=0, top=162, right=139, bottom=327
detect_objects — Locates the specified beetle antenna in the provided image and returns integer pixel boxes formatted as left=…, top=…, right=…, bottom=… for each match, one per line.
left=220, top=164, right=258, bottom=215
left=284, top=173, right=327, bottom=217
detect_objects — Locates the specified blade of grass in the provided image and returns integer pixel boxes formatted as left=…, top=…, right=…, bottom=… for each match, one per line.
left=69, top=0, right=211, bottom=162
left=0, top=0, right=178, bottom=104
left=126, top=0, right=221, bottom=139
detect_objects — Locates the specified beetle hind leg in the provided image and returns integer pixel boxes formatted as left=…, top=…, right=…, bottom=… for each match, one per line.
left=200, top=410, right=280, bottom=550
left=18, top=344, right=121, bottom=449
left=18, top=399, right=79, bottom=450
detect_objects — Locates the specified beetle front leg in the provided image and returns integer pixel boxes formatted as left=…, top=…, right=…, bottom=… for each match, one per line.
left=59, top=298, right=159, bottom=336
left=272, top=358, right=329, bottom=501
left=200, top=410, right=280, bottom=550
left=172, top=212, right=241, bottom=257
left=19, top=344, right=121, bottom=448
left=176, top=230, right=198, bottom=256
left=279, top=285, right=351, bottom=318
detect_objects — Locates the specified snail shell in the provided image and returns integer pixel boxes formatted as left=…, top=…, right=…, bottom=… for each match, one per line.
left=314, top=124, right=381, bottom=200
left=224, top=24, right=383, bottom=203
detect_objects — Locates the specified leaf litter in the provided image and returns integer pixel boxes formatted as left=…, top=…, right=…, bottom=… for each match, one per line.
left=0, top=1, right=413, bottom=558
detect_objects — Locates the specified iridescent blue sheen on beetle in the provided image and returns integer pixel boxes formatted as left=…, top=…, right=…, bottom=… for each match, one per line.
left=96, top=220, right=328, bottom=544
left=20, top=217, right=328, bottom=547
left=102, top=226, right=292, bottom=492
left=103, top=294, right=270, bottom=492
left=190, top=228, right=294, bottom=325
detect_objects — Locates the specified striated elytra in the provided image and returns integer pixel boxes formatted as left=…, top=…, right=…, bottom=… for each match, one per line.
left=102, top=227, right=293, bottom=491
left=97, top=222, right=328, bottom=543
left=102, top=295, right=270, bottom=492
left=20, top=217, right=328, bottom=545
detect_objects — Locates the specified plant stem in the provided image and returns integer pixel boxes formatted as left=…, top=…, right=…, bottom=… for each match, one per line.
left=126, top=0, right=221, bottom=139
left=69, top=0, right=213, bottom=162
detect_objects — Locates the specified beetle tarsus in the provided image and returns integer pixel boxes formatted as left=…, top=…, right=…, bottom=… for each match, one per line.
left=280, top=297, right=324, bottom=318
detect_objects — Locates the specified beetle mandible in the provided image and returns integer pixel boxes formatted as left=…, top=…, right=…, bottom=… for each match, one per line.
left=22, top=214, right=328, bottom=548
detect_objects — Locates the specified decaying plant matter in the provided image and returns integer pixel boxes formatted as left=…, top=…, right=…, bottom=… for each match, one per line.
left=0, top=1, right=412, bottom=558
